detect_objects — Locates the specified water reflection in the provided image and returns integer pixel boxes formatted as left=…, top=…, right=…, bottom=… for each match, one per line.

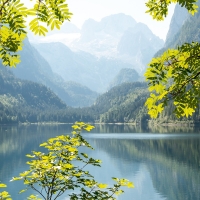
left=0, top=124, right=72, bottom=199
left=92, top=123, right=200, bottom=134
left=86, top=136, right=200, bottom=200
left=0, top=124, right=200, bottom=200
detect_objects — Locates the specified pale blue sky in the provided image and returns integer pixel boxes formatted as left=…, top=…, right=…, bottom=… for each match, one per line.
left=23, top=0, right=176, bottom=41
left=67, top=0, right=176, bottom=41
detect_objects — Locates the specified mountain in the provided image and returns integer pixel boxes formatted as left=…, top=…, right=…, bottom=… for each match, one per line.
left=33, top=42, right=135, bottom=93
left=31, top=14, right=164, bottom=74
left=118, top=23, right=163, bottom=54
left=164, top=4, right=189, bottom=47
left=73, top=14, right=164, bottom=73
left=171, top=1, right=200, bottom=46
left=108, top=68, right=141, bottom=89
left=75, top=13, right=137, bottom=55
left=0, top=65, right=68, bottom=123
left=79, top=13, right=136, bottom=42
left=0, top=66, right=66, bottom=110
left=117, top=23, right=164, bottom=71
left=9, top=39, right=98, bottom=107
left=0, top=65, right=98, bottom=124
left=155, top=3, right=199, bottom=56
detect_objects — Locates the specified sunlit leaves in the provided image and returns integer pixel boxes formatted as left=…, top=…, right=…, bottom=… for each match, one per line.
left=0, top=184, right=7, bottom=188
left=12, top=122, right=133, bottom=200
left=145, top=42, right=200, bottom=118
left=0, top=183, right=12, bottom=200
left=28, top=0, right=72, bottom=34
left=27, top=194, right=42, bottom=200
left=98, top=183, right=108, bottom=189
left=0, top=0, right=72, bottom=67
left=145, top=0, right=198, bottom=21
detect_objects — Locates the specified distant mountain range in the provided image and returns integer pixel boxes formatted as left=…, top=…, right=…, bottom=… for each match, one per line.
left=9, top=39, right=98, bottom=107
left=30, top=13, right=164, bottom=74
left=3, top=7, right=200, bottom=124
left=33, top=42, right=135, bottom=93
left=1, top=13, right=161, bottom=112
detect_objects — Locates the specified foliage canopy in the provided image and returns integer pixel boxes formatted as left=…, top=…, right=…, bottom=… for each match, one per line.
left=0, top=0, right=72, bottom=67
left=145, top=0, right=198, bottom=20
left=145, top=0, right=200, bottom=118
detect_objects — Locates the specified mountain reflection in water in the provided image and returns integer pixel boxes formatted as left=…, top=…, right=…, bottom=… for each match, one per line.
left=0, top=124, right=200, bottom=200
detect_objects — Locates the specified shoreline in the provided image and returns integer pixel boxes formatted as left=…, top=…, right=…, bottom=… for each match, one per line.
left=0, top=121, right=199, bottom=126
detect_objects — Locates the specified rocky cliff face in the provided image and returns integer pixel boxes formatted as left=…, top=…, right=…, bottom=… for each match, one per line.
left=165, top=4, right=189, bottom=47
left=74, top=13, right=137, bottom=58
left=117, top=23, right=164, bottom=70
left=154, top=4, right=190, bottom=57
left=76, top=14, right=164, bottom=73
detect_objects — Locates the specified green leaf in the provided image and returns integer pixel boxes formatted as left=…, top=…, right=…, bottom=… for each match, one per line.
left=0, top=183, right=7, bottom=188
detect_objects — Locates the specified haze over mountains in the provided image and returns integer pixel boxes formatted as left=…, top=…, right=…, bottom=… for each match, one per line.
left=33, top=42, right=135, bottom=93
left=31, top=13, right=164, bottom=93
left=44, top=13, right=164, bottom=69
left=1, top=13, right=165, bottom=109
left=8, top=39, right=98, bottom=107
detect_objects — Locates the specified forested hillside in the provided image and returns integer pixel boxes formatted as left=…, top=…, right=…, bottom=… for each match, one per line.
left=90, top=82, right=149, bottom=123
left=0, top=66, right=66, bottom=124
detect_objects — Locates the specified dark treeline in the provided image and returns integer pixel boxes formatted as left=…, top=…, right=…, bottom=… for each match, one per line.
left=0, top=74, right=149, bottom=124
left=1, top=66, right=200, bottom=125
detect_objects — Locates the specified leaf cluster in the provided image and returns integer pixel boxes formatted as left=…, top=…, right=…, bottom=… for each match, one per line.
left=145, top=42, right=200, bottom=118
left=0, top=0, right=72, bottom=67
left=0, top=183, right=12, bottom=200
left=10, top=122, right=134, bottom=200
left=145, top=0, right=198, bottom=21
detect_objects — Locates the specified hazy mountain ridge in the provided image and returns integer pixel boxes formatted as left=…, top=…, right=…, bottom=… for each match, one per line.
left=155, top=4, right=194, bottom=56
left=31, top=13, right=164, bottom=74
left=164, top=4, right=189, bottom=47
left=33, top=42, right=135, bottom=93
left=108, top=68, right=141, bottom=89
left=74, top=14, right=164, bottom=73
left=32, top=14, right=164, bottom=93
left=117, top=23, right=163, bottom=72
left=9, top=39, right=98, bottom=107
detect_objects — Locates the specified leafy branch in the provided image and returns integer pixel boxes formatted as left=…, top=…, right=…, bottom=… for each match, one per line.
left=145, top=42, right=200, bottom=118
left=9, top=122, right=134, bottom=200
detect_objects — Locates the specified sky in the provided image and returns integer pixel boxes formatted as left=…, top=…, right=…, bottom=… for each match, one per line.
left=67, top=0, right=176, bottom=41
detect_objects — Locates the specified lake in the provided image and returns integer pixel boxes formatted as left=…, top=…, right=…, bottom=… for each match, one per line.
left=0, top=124, right=200, bottom=200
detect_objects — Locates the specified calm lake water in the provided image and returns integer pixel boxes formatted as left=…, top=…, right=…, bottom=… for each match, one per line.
left=0, top=124, right=200, bottom=200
